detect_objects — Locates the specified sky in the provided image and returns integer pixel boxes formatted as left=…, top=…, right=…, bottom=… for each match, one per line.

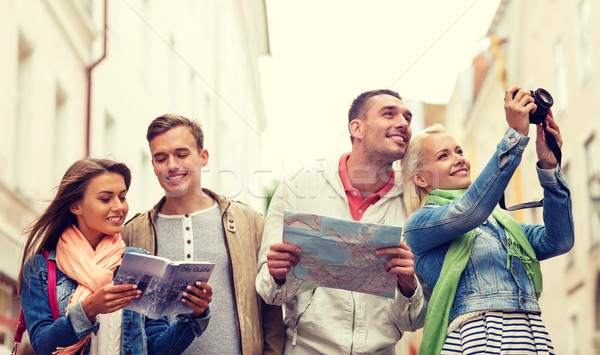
left=258, top=0, right=501, bottom=180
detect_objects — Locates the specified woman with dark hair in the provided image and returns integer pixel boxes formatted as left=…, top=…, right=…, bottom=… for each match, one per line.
left=18, top=158, right=212, bottom=355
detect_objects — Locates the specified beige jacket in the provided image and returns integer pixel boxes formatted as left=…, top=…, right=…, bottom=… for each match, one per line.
left=122, top=189, right=284, bottom=355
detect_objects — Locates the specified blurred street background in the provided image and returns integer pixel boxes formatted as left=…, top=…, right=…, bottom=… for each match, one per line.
left=0, top=0, right=598, bottom=353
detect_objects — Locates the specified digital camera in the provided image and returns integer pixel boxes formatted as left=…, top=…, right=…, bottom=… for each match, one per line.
left=512, top=88, right=554, bottom=124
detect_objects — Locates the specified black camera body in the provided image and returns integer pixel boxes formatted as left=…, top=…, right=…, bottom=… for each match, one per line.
left=512, top=88, right=554, bottom=124
left=502, top=87, right=561, bottom=211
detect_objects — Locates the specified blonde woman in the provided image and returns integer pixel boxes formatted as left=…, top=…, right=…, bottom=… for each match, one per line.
left=401, top=87, right=574, bottom=354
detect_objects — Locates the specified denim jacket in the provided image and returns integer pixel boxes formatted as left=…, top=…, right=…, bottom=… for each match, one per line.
left=404, top=128, right=574, bottom=322
left=20, top=247, right=210, bottom=355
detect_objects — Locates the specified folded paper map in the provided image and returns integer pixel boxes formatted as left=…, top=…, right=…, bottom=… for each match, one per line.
left=283, top=210, right=402, bottom=299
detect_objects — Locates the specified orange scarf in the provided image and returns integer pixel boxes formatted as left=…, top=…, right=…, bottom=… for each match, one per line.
left=54, top=225, right=125, bottom=355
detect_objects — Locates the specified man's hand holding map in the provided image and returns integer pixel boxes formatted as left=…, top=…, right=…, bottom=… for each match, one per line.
left=282, top=210, right=403, bottom=299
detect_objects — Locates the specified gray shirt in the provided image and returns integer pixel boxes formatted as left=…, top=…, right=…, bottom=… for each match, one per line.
left=156, top=202, right=240, bottom=354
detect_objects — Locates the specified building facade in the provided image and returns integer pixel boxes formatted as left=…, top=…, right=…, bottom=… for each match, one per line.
left=441, top=0, right=599, bottom=354
left=0, top=0, right=269, bottom=351
left=400, top=0, right=599, bottom=353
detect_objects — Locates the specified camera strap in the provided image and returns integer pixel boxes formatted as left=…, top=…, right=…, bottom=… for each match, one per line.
left=499, top=195, right=543, bottom=211
left=541, top=121, right=562, bottom=164
left=499, top=122, right=562, bottom=211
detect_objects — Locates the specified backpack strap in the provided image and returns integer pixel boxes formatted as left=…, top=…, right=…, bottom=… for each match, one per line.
left=12, top=312, right=27, bottom=351
left=41, top=250, right=60, bottom=320
left=13, top=251, right=59, bottom=353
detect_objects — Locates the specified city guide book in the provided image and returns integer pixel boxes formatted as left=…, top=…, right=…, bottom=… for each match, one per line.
left=114, top=252, right=215, bottom=319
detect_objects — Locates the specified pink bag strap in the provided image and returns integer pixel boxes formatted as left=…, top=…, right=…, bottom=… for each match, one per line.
left=41, top=250, right=60, bottom=320
left=12, top=250, right=59, bottom=353
left=12, top=312, right=26, bottom=346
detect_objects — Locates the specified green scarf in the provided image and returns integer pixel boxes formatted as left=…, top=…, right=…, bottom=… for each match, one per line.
left=418, top=189, right=542, bottom=355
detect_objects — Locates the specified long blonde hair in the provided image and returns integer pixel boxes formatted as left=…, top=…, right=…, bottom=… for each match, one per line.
left=401, top=124, right=448, bottom=213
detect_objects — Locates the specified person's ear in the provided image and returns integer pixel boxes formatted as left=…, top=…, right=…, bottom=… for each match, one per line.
left=349, top=119, right=363, bottom=141
left=200, top=149, right=209, bottom=167
left=412, top=173, right=430, bottom=189
left=70, top=202, right=82, bottom=216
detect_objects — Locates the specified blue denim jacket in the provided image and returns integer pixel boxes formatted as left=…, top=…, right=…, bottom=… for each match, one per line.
left=20, top=247, right=210, bottom=355
left=404, top=128, right=574, bottom=322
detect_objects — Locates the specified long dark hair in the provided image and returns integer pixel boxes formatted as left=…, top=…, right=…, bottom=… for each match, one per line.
left=17, top=158, right=131, bottom=293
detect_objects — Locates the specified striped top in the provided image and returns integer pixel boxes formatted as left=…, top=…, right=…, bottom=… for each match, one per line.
left=440, top=311, right=555, bottom=354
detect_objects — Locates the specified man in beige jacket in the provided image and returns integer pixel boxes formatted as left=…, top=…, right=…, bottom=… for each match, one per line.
left=256, top=89, right=426, bottom=354
left=122, top=114, right=284, bottom=355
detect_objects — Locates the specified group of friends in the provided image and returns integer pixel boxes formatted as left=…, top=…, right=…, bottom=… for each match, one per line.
left=17, top=86, right=574, bottom=355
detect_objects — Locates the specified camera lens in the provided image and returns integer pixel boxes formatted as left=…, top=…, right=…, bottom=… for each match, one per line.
left=533, top=88, right=553, bottom=108
left=529, top=88, right=553, bottom=124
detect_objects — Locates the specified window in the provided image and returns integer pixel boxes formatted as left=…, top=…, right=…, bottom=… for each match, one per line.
left=577, top=0, right=592, bottom=87
left=137, top=150, right=153, bottom=210
left=596, top=273, right=600, bottom=331
left=169, top=35, right=177, bottom=109
left=53, top=85, right=68, bottom=181
left=14, top=33, right=34, bottom=191
left=82, top=0, right=94, bottom=15
left=568, top=311, right=581, bottom=355
left=0, top=275, right=19, bottom=348
left=189, top=70, right=197, bottom=115
left=595, top=274, right=600, bottom=354
left=104, top=112, right=116, bottom=155
left=562, top=162, right=575, bottom=268
left=140, top=0, right=152, bottom=86
left=553, top=39, right=568, bottom=115
left=585, top=134, right=600, bottom=247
